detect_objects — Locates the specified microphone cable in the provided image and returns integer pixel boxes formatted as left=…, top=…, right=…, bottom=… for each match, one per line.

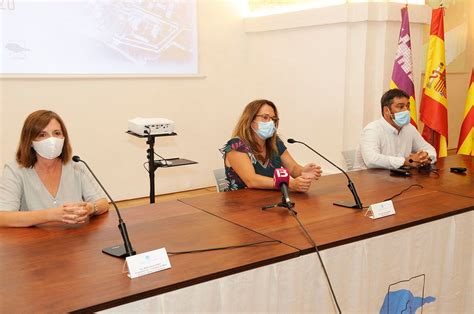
left=361, top=184, right=424, bottom=209
left=383, top=184, right=423, bottom=202
left=288, top=210, right=342, bottom=314
left=154, top=151, right=172, bottom=166
left=142, top=152, right=172, bottom=173
left=167, top=239, right=281, bottom=255
left=182, top=199, right=341, bottom=312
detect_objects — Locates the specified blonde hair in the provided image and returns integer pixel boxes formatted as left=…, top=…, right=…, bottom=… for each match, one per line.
left=232, top=99, right=279, bottom=161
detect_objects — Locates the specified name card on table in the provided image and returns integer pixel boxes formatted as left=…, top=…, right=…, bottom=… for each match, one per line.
left=365, top=200, right=396, bottom=219
left=126, top=248, right=171, bottom=279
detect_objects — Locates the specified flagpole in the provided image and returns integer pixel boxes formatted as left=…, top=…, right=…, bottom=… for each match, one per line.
left=431, top=129, right=435, bottom=147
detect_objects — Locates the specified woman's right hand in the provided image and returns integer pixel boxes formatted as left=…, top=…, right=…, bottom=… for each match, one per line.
left=289, top=176, right=312, bottom=192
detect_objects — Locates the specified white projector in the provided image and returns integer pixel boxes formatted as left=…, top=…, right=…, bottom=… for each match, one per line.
left=128, top=117, right=175, bottom=136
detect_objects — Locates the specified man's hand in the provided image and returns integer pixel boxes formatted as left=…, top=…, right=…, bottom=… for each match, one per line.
left=405, top=151, right=432, bottom=167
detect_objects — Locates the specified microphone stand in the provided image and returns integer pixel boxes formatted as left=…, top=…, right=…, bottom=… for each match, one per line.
left=73, top=156, right=136, bottom=258
left=288, top=139, right=363, bottom=209
left=262, top=197, right=297, bottom=216
left=262, top=183, right=297, bottom=215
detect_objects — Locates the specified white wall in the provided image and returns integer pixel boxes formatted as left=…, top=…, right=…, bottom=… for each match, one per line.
left=245, top=2, right=430, bottom=171
left=0, top=0, right=251, bottom=200
left=0, top=2, right=432, bottom=201
left=247, top=22, right=348, bottom=172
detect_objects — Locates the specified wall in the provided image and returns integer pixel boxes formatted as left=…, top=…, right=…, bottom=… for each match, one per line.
left=245, top=2, right=430, bottom=172
left=3, top=1, right=469, bottom=202
left=0, top=0, right=250, bottom=200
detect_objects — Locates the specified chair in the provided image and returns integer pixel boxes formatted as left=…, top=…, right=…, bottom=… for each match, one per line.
left=342, top=149, right=356, bottom=171
left=213, top=168, right=228, bottom=192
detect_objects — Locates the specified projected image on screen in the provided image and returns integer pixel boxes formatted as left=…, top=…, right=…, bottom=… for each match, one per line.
left=0, top=0, right=198, bottom=75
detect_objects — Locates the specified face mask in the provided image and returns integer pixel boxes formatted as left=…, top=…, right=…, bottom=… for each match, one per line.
left=32, top=137, right=64, bottom=160
left=391, top=110, right=410, bottom=127
left=255, top=121, right=276, bottom=140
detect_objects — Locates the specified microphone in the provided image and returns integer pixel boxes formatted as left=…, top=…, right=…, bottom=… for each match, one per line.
left=72, top=155, right=136, bottom=258
left=287, top=139, right=363, bottom=209
left=274, top=168, right=292, bottom=207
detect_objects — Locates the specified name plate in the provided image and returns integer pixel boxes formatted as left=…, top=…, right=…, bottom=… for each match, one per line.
left=365, top=200, right=396, bottom=219
left=126, top=248, right=171, bottom=279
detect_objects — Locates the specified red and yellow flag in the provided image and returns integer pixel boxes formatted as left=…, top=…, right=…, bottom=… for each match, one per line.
left=456, top=69, right=474, bottom=155
left=420, top=7, right=448, bottom=157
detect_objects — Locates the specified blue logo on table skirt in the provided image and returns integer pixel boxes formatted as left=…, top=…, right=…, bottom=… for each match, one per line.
left=380, top=274, right=436, bottom=314
left=380, top=289, right=436, bottom=314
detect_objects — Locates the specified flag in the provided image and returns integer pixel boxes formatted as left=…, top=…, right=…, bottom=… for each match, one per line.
left=420, top=7, right=448, bottom=157
left=390, top=6, right=417, bottom=128
left=456, top=69, right=474, bottom=155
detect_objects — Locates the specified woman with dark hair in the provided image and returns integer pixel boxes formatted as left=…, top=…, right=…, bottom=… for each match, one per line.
left=0, top=110, right=109, bottom=227
left=221, top=99, right=322, bottom=191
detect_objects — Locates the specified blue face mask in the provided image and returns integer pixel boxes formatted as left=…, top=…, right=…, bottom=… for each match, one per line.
left=255, top=121, right=276, bottom=140
left=392, top=111, right=410, bottom=127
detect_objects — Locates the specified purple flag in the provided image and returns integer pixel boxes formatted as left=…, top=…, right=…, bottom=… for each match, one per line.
left=390, top=6, right=418, bottom=128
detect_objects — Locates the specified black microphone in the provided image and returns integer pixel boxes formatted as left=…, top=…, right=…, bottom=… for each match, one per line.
left=287, top=139, right=363, bottom=209
left=72, top=155, right=136, bottom=257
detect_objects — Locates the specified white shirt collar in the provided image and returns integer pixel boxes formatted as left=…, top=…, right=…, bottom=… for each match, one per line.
left=379, top=117, right=399, bottom=135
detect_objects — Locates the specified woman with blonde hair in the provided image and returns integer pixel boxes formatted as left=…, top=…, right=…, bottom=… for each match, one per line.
left=221, top=99, right=321, bottom=191
left=0, top=110, right=109, bottom=227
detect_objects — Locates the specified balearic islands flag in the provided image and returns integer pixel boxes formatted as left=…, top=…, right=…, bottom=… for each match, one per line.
left=420, top=7, right=448, bottom=157
left=390, top=6, right=417, bottom=128
left=456, top=69, right=474, bottom=155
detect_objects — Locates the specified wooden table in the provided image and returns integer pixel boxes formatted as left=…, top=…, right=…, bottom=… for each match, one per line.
left=180, top=155, right=473, bottom=252
left=0, top=202, right=298, bottom=313
left=1, top=155, right=472, bottom=312
left=408, top=154, right=473, bottom=198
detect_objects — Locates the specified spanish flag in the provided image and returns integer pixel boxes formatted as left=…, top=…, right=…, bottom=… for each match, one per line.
left=420, top=7, right=448, bottom=157
left=390, top=6, right=417, bottom=129
left=456, top=69, right=474, bottom=155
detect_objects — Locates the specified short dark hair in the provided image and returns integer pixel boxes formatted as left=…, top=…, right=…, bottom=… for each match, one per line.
left=16, top=110, right=72, bottom=168
left=380, top=89, right=409, bottom=114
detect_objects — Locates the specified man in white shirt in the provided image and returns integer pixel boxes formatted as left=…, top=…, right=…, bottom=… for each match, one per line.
left=354, top=89, right=437, bottom=169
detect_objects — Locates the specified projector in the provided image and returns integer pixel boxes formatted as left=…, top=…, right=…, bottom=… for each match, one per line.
left=128, top=117, right=175, bottom=136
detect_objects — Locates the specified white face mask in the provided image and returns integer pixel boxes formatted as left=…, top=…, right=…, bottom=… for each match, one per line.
left=32, top=137, right=64, bottom=160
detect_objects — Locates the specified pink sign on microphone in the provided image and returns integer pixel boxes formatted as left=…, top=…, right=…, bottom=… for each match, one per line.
left=273, top=168, right=290, bottom=190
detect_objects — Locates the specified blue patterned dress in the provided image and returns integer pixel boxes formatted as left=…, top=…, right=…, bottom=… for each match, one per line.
left=219, top=137, right=287, bottom=191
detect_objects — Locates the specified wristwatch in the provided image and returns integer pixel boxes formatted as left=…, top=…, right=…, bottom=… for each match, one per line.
left=91, top=202, right=98, bottom=216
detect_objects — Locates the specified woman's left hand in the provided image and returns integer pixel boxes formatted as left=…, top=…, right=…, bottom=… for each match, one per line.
left=62, top=202, right=90, bottom=224
left=302, top=163, right=322, bottom=180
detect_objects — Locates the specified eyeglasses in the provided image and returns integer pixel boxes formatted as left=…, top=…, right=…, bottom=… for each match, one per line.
left=255, top=114, right=279, bottom=123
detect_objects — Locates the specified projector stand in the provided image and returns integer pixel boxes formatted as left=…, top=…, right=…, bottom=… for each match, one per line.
left=126, top=130, right=197, bottom=204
